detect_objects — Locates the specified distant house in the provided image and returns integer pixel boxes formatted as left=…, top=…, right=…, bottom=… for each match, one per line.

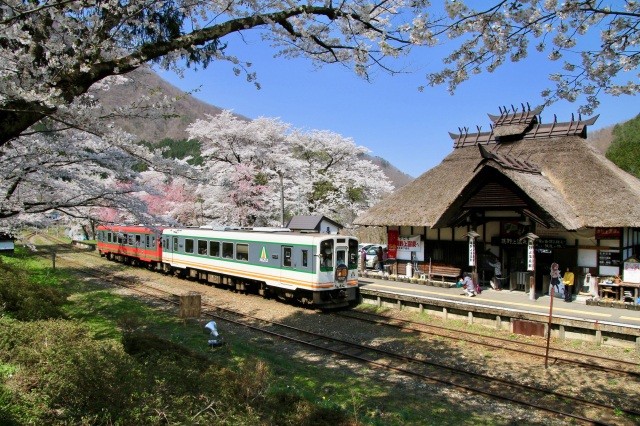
left=0, top=232, right=16, bottom=253
left=286, top=215, right=343, bottom=234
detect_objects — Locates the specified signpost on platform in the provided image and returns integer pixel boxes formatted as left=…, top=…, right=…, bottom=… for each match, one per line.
left=521, top=232, right=539, bottom=301
left=467, top=231, right=480, bottom=284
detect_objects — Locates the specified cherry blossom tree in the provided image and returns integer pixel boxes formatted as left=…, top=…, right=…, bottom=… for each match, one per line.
left=2, top=0, right=638, bottom=147
left=187, top=110, right=393, bottom=226
left=287, top=129, right=394, bottom=224
left=0, top=126, right=150, bottom=221
left=428, top=1, right=639, bottom=114
left=136, top=171, right=200, bottom=225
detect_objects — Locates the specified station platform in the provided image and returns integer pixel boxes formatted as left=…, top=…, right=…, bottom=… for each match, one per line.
left=357, top=275, right=640, bottom=348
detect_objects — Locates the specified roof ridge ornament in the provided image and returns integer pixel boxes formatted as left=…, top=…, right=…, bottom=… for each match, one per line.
left=450, top=104, right=598, bottom=148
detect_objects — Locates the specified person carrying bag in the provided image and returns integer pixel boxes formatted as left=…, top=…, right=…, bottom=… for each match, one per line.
left=550, top=262, right=561, bottom=296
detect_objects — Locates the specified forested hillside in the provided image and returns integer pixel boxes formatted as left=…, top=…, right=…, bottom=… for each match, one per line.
left=99, top=68, right=414, bottom=189
left=605, top=114, right=640, bottom=179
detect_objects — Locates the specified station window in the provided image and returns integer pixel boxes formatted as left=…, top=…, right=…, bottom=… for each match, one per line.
left=222, top=242, right=234, bottom=259
left=236, top=244, right=249, bottom=261
left=185, top=239, right=194, bottom=254
left=209, top=241, right=220, bottom=257
left=283, top=246, right=292, bottom=267
left=198, top=240, right=207, bottom=255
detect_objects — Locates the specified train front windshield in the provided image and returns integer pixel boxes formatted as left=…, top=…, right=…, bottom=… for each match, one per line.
left=320, top=240, right=334, bottom=271
left=319, top=238, right=359, bottom=272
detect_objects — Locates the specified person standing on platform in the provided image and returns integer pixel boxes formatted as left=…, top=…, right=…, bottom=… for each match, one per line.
left=563, top=267, right=575, bottom=302
left=488, top=255, right=503, bottom=291
left=376, top=246, right=384, bottom=271
left=382, top=247, right=389, bottom=273
left=550, top=262, right=561, bottom=297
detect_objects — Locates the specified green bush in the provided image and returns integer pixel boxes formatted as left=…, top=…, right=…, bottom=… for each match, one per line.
left=0, top=319, right=284, bottom=425
left=0, top=259, right=66, bottom=320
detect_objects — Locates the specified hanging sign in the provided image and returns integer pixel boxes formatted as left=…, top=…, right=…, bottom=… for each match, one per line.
left=397, top=235, right=423, bottom=261
left=595, top=227, right=621, bottom=239
left=387, top=229, right=399, bottom=259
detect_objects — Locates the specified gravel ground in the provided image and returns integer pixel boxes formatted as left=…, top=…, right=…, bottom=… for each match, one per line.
left=54, top=247, right=640, bottom=425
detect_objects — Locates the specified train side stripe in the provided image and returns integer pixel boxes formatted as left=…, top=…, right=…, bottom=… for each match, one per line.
left=168, top=257, right=357, bottom=289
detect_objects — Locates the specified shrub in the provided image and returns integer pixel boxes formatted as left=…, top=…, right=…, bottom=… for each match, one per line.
left=0, top=259, right=66, bottom=321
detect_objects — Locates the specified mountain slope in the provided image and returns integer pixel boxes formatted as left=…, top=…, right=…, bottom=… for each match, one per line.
left=97, top=68, right=413, bottom=189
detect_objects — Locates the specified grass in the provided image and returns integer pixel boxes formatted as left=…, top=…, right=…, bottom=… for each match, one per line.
left=0, top=247, right=505, bottom=425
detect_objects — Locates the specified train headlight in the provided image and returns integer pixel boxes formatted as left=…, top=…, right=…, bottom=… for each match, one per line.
left=335, top=263, right=348, bottom=284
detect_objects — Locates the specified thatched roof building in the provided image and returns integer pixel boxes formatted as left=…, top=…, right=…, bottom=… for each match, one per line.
left=355, top=106, right=640, bottom=231
left=355, top=105, right=640, bottom=292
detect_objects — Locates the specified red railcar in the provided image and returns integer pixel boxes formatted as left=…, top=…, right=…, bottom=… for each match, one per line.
left=96, top=225, right=164, bottom=268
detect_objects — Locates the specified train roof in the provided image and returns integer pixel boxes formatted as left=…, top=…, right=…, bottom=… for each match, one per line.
left=96, top=224, right=166, bottom=232
left=162, top=227, right=356, bottom=242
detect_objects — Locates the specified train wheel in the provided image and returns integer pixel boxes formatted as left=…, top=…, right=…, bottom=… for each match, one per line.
left=258, top=283, right=270, bottom=299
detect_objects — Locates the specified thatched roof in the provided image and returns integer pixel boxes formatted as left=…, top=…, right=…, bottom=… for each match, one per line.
left=355, top=121, right=640, bottom=230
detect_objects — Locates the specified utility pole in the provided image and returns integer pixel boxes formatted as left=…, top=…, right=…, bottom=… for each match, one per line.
left=278, top=171, right=285, bottom=227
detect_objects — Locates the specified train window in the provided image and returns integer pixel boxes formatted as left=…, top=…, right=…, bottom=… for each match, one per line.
left=222, top=242, right=233, bottom=259
left=107, top=232, right=112, bottom=243
left=320, top=240, right=334, bottom=270
left=336, top=249, right=346, bottom=265
left=236, top=244, right=249, bottom=261
left=163, top=238, right=169, bottom=250
left=198, top=240, right=207, bottom=255
left=135, top=235, right=141, bottom=246
left=302, top=250, right=308, bottom=267
left=283, top=247, right=292, bottom=267
left=185, top=238, right=194, bottom=253
left=117, top=233, right=124, bottom=244
left=146, top=235, right=150, bottom=248
left=173, top=237, right=178, bottom=252
left=127, top=235, right=134, bottom=246
left=209, top=241, right=220, bottom=257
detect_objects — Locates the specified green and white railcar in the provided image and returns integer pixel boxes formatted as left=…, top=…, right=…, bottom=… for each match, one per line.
left=161, top=227, right=359, bottom=308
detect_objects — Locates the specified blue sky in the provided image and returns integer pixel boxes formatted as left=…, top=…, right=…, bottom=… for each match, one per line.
left=156, top=29, right=638, bottom=179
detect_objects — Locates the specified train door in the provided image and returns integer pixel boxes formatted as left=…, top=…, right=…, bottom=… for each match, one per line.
left=163, top=235, right=175, bottom=263
left=334, top=245, right=349, bottom=287
left=319, top=239, right=335, bottom=281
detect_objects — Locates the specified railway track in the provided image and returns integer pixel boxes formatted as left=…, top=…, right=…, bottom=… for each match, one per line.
left=335, top=310, right=640, bottom=377
left=25, top=235, right=640, bottom=425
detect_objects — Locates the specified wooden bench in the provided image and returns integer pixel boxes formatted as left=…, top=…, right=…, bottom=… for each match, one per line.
left=422, top=264, right=461, bottom=285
